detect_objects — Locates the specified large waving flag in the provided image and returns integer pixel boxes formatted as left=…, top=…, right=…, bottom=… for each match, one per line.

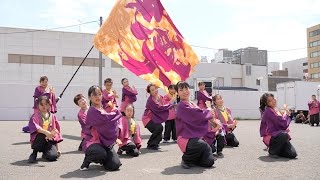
left=94, top=0, right=199, bottom=90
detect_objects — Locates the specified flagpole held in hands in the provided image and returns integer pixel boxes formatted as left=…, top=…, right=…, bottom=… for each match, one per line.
left=57, top=45, right=95, bottom=103
left=98, top=16, right=103, bottom=88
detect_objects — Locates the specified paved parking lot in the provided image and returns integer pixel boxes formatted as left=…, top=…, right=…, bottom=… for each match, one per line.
left=1, top=120, right=320, bottom=180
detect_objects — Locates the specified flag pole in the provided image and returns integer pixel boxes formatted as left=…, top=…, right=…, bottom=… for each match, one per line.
left=99, top=16, right=103, bottom=87
left=57, top=45, right=94, bottom=102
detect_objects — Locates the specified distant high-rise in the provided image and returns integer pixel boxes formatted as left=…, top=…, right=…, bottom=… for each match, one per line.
left=232, top=47, right=267, bottom=66
left=307, top=24, right=320, bottom=81
left=214, top=49, right=233, bottom=63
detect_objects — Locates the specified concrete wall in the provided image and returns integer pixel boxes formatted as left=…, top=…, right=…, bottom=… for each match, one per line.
left=282, top=57, right=307, bottom=79
left=268, top=62, right=280, bottom=74
left=188, top=63, right=268, bottom=91
left=0, top=27, right=269, bottom=120
left=268, top=77, right=301, bottom=91
left=0, top=27, right=152, bottom=120
left=209, top=90, right=277, bottom=119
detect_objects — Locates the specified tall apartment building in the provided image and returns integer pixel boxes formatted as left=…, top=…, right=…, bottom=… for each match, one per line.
left=307, top=24, right=320, bottom=81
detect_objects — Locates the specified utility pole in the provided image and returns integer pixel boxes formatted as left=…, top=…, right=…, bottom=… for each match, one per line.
left=99, top=16, right=103, bottom=87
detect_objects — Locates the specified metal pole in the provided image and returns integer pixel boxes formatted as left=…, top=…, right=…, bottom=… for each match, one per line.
left=99, top=16, right=103, bottom=87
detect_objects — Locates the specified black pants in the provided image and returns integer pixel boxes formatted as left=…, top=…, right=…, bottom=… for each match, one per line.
left=213, top=134, right=225, bottom=153
left=310, top=113, right=319, bottom=126
left=120, top=142, right=139, bottom=157
left=225, top=133, right=239, bottom=147
left=84, top=143, right=122, bottom=171
left=32, top=133, right=58, bottom=161
left=145, top=120, right=163, bottom=148
left=268, top=133, right=297, bottom=159
left=164, top=120, right=177, bottom=141
left=182, top=138, right=214, bottom=167
left=78, top=139, right=84, bottom=151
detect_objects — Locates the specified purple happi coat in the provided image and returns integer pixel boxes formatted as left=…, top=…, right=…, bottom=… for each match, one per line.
left=82, top=106, right=122, bottom=152
left=163, top=94, right=176, bottom=120
left=33, top=86, right=57, bottom=113
left=197, top=90, right=212, bottom=109
left=203, top=119, right=222, bottom=145
left=176, top=101, right=213, bottom=152
left=120, top=86, right=138, bottom=112
left=214, top=107, right=234, bottom=133
left=77, top=108, right=87, bottom=138
left=260, top=107, right=291, bottom=146
left=102, top=89, right=118, bottom=113
left=118, top=116, right=142, bottom=149
left=28, top=112, right=63, bottom=144
left=141, top=95, right=172, bottom=127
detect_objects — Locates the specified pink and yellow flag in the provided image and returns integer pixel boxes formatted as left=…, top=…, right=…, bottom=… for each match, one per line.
left=94, top=0, right=199, bottom=90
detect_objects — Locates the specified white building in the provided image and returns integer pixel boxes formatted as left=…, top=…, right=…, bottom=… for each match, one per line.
left=188, top=63, right=269, bottom=91
left=0, top=27, right=153, bottom=121
left=282, top=57, right=308, bottom=80
left=268, top=62, right=280, bottom=74
left=0, top=27, right=270, bottom=120
left=214, top=49, right=233, bottom=63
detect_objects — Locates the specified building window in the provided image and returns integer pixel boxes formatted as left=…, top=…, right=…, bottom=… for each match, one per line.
left=62, top=57, right=105, bottom=67
left=303, top=62, right=308, bottom=66
left=314, top=73, right=319, bottom=79
left=310, top=40, right=320, bottom=48
left=8, top=54, right=55, bottom=65
left=256, top=79, right=261, bottom=85
left=314, top=62, right=319, bottom=68
left=309, top=29, right=320, bottom=37
left=311, top=51, right=320, bottom=58
left=246, top=65, right=251, bottom=75
left=111, top=60, right=123, bottom=68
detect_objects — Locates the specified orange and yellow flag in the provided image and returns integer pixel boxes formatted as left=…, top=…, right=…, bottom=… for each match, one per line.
left=94, top=0, right=199, bottom=90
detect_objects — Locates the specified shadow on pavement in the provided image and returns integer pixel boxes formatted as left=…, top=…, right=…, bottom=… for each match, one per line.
left=140, top=134, right=150, bottom=140
left=139, top=147, right=168, bottom=154
left=10, top=159, right=45, bottom=167
left=12, top=141, right=30, bottom=145
left=62, top=134, right=82, bottom=141
left=61, top=150, right=83, bottom=155
left=161, top=165, right=213, bottom=175
left=60, top=166, right=107, bottom=179
left=258, top=155, right=295, bottom=162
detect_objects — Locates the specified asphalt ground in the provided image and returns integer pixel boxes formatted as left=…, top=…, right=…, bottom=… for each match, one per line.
left=1, top=120, right=320, bottom=180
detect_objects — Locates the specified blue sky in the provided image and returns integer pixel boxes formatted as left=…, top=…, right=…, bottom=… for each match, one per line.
left=0, top=0, right=319, bottom=63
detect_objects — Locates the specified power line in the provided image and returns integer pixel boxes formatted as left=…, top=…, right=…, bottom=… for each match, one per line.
left=0, top=20, right=98, bottom=35
left=268, top=47, right=307, bottom=52
left=190, top=44, right=307, bottom=53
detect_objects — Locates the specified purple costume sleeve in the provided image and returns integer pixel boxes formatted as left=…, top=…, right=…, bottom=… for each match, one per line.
left=33, top=87, right=42, bottom=109
left=176, top=101, right=213, bottom=139
left=260, top=107, right=291, bottom=137
left=146, top=96, right=172, bottom=124
left=122, top=87, right=138, bottom=103
left=197, top=91, right=212, bottom=102
left=85, top=107, right=122, bottom=147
